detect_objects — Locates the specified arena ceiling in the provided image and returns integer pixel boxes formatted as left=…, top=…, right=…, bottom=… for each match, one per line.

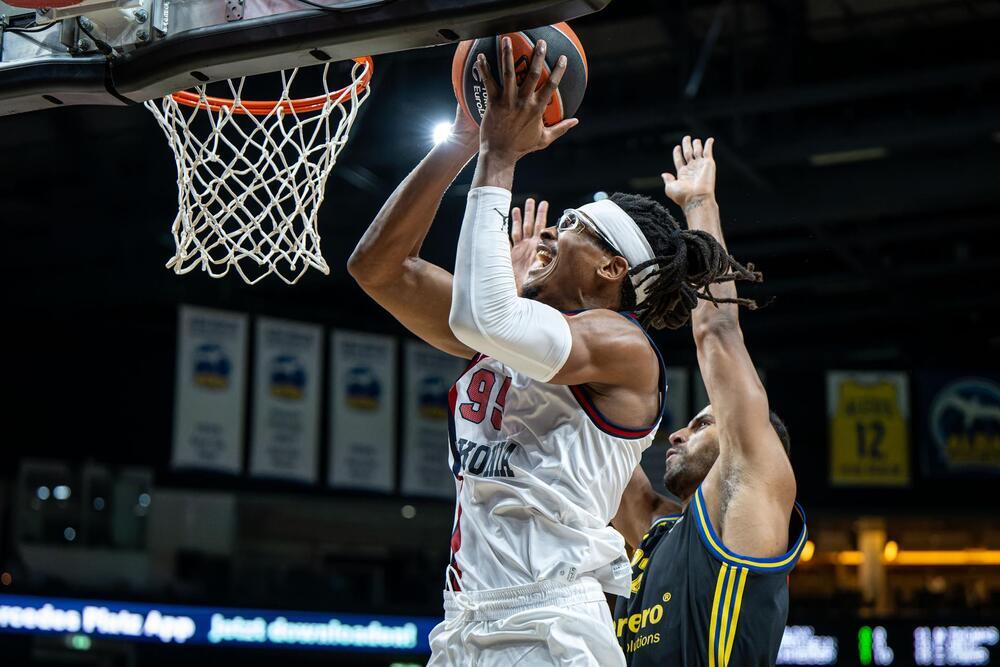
left=1, top=0, right=998, bottom=369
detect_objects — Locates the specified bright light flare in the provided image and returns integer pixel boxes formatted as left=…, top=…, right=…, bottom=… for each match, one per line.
left=432, top=121, right=453, bottom=146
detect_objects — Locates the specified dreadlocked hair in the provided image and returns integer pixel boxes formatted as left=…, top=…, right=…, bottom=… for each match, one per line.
left=610, top=193, right=762, bottom=330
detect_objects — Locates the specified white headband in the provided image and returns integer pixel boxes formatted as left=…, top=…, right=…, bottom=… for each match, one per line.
left=576, top=199, right=657, bottom=307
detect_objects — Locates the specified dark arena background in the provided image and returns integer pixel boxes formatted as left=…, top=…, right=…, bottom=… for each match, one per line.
left=1, top=0, right=999, bottom=665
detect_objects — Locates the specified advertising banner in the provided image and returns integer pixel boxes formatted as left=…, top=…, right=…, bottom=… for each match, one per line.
left=917, top=372, right=1000, bottom=478
left=172, top=306, right=248, bottom=474
left=401, top=342, right=468, bottom=499
left=828, top=371, right=911, bottom=487
left=328, top=331, right=397, bottom=492
left=0, top=594, right=433, bottom=654
left=249, top=318, right=323, bottom=483
left=2, top=594, right=994, bottom=664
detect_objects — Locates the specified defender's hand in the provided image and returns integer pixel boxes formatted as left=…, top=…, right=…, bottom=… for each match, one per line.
left=447, top=103, right=480, bottom=156
left=662, top=136, right=717, bottom=211
left=511, top=198, right=548, bottom=292
left=474, top=37, right=578, bottom=162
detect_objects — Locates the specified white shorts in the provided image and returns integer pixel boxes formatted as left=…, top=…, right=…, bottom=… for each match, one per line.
left=427, top=577, right=626, bottom=667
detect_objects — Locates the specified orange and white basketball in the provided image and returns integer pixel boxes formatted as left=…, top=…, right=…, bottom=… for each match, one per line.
left=452, top=22, right=588, bottom=126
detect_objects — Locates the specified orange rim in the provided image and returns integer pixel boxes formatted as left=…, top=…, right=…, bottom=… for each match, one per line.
left=169, top=56, right=374, bottom=115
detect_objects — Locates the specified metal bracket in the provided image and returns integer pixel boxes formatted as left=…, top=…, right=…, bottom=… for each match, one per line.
left=224, top=0, right=244, bottom=22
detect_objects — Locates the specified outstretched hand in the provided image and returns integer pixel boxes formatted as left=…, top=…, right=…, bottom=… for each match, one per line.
left=447, top=103, right=481, bottom=156
left=474, top=37, right=578, bottom=162
left=662, top=136, right=716, bottom=211
left=510, top=198, right=548, bottom=292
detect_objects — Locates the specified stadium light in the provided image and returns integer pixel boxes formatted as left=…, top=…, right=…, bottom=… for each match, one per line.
left=432, top=121, right=453, bottom=146
left=894, top=550, right=1000, bottom=566
left=826, top=549, right=1000, bottom=566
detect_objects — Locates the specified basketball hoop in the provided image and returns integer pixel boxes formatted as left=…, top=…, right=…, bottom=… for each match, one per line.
left=144, top=57, right=373, bottom=285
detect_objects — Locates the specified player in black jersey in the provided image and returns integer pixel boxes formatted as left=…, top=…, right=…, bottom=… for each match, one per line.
left=610, top=136, right=806, bottom=667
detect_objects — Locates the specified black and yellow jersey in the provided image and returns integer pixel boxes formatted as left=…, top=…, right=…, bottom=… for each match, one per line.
left=614, top=485, right=807, bottom=666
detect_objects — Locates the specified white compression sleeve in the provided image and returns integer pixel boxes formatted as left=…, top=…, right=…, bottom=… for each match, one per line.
left=449, top=186, right=573, bottom=382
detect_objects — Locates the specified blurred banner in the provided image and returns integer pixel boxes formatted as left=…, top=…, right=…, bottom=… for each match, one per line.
left=0, top=593, right=434, bottom=653
left=828, top=371, right=911, bottom=487
left=172, top=306, right=248, bottom=474
left=917, top=372, right=1000, bottom=478
left=1, top=593, right=995, bottom=663
left=249, top=318, right=323, bottom=483
left=328, top=331, right=397, bottom=492
left=641, top=367, right=689, bottom=493
left=401, top=341, right=467, bottom=499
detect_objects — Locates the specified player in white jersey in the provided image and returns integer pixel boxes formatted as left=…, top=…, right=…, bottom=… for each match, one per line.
left=348, top=38, right=759, bottom=666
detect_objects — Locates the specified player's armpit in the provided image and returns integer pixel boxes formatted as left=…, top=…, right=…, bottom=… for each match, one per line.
left=354, top=258, right=473, bottom=358
left=612, top=465, right=681, bottom=549
left=547, top=310, right=658, bottom=388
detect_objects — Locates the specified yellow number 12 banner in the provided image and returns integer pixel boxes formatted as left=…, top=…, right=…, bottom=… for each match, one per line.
left=828, top=371, right=911, bottom=487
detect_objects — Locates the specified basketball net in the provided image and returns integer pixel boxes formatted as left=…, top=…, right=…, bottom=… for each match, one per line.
left=144, top=58, right=373, bottom=285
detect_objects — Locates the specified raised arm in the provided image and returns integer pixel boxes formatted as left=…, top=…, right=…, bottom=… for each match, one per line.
left=347, top=106, right=477, bottom=358
left=448, top=38, right=658, bottom=391
left=663, top=137, right=796, bottom=548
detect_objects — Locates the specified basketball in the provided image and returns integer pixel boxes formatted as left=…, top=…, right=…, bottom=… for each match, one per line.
left=452, top=22, right=588, bottom=126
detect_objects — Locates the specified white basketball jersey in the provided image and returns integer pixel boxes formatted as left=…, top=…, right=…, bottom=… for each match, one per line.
left=444, top=317, right=666, bottom=598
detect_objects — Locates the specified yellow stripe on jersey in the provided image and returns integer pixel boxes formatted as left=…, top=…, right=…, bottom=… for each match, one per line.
left=650, top=515, right=682, bottom=530
left=724, top=567, right=750, bottom=665
left=716, top=564, right=738, bottom=667
left=694, top=487, right=808, bottom=571
left=708, top=563, right=729, bottom=667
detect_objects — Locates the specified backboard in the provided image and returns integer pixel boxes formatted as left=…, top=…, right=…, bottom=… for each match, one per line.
left=0, top=0, right=611, bottom=116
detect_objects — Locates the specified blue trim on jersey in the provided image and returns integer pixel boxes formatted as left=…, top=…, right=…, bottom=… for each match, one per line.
left=618, top=311, right=668, bottom=429
left=566, top=310, right=668, bottom=438
left=692, top=485, right=808, bottom=573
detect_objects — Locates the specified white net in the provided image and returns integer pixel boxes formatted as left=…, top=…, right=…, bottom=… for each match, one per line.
left=144, top=59, right=372, bottom=285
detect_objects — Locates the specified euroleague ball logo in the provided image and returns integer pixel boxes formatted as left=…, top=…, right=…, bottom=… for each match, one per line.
left=929, top=378, right=1000, bottom=469
left=470, top=55, right=544, bottom=120
left=471, top=64, right=489, bottom=120
left=513, top=55, right=531, bottom=86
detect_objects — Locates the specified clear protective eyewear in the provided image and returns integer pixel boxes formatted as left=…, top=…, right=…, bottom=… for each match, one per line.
left=557, top=208, right=624, bottom=258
